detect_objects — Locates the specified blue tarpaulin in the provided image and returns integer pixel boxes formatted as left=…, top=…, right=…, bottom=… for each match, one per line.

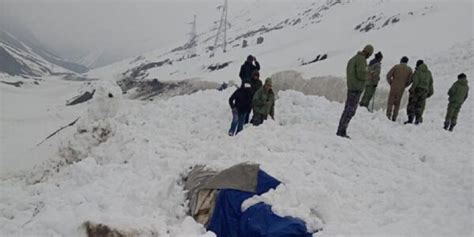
left=207, top=170, right=313, bottom=237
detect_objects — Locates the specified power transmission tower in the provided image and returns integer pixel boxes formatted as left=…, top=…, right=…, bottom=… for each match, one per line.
left=185, top=14, right=198, bottom=58
left=210, top=0, right=228, bottom=57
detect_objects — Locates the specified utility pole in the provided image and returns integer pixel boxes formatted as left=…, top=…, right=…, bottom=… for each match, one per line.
left=185, top=14, right=198, bottom=58
left=210, top=0, right=228, bottom=57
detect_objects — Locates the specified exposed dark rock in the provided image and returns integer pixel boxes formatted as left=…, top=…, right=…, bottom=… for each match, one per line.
left=66, top=90, right=95, bottom=106
left=361, top=22, right=375, bottom=32
left=0, top=46, right=37, bottom=76
left=242, top=39, right=248, bottom=48
left=123, top=59, right=172, bottom=79
left=233, top=25, right=284, bottom=42
left=207, top=61, right=231, bottom=72
left=62, top=74, right=98, bottom=81
left=357, top=14, right=401, bottom=32
left=292, top=18, right=302, bottom=25
left=301, top=53, right=328, bottom=66
left=0, top=80, right=24, bottom=87
left=256, top=37, right=264, bottom=45
left=82, top=221, right=129, bottom=237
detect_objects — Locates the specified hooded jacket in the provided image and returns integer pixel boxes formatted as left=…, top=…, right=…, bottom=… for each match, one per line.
left=346, top=52, right=368, bottom=92
left=410, top=64, right=434, bottom=97
left=252, top=86, right=275, bottom=117
left=239, top=61, right=260, bottom=82
left=229, top=87, right=253, bottom=114
left=448, top=78, right=469, bottom=104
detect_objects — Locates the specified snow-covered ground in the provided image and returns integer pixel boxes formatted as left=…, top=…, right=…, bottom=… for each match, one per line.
left=1, top=40, right=473, bottom=236
left=1, top=0, right=473, bottom=236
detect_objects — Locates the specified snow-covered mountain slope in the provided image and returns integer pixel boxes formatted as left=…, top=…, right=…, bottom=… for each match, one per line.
left=0, top=29, right=88, bottom=79
left=91, top=0, right=472, bottom=87
left=0, top=0, right=473, bottom=236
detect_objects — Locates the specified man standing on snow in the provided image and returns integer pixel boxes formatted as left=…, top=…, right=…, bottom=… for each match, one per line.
left=444, top=73, right=469, bottom=131
left=336, top=44, right=374, bottom=138
left=228, top=83, right=253, bottom=136
left=385, top=56, right=413, bottom=121
left=245, top=70, right=263, bottom=124
left=239, top=55, right=260, bottom=85
left=360, top=51, right=383, bottom=109
left=251, top=78, right=275, bottom=126
left=405, top=62, right=433, bottom=125
left=404, top=60, right=424, bottom=124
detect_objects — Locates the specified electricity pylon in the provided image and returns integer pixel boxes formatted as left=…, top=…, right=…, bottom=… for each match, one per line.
left=210, top=0, right=228, bottom=57
left=185, top=14, right=198, bottom=58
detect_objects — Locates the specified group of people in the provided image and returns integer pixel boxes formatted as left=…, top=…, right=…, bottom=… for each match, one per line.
left=227, top=47, right=469, bottom=138
left=337, top=44, right=469, bottom=138
left=228, top=55, right=275, bottom=136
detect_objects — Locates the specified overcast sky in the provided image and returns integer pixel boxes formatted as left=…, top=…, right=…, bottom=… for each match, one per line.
left=0, top=0, right=227, bottom=65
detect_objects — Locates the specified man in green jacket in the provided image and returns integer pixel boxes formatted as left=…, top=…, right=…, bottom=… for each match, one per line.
left=251, top=78, right=275, bottom=126
left=405, top=62, right=433, bottom=125
left=337, top=44, right=374, bottom=138
left=444, top=73, right=469, bottom=131
left=360, top=51, right=383, bottom=109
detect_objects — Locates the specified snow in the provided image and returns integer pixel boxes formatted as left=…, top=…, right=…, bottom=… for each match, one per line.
left=1, top=0, right=473, bottom=236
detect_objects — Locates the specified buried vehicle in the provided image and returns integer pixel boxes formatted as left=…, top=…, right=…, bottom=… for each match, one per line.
left=184, top=163, right=318, bottom=237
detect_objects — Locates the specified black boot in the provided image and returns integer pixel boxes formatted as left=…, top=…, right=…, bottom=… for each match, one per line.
left=415, top=116, right=421, bottom=125
left=404, top=116, right=414, bottom=124
left=443, top=121, right=450, bottom=130
left=336, top=130, right=351, bottom=139
left=449, top=123, right=456, bottom=132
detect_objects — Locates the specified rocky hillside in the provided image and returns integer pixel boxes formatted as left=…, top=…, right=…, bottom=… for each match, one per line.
left=0, top=29, right=88, bottom=78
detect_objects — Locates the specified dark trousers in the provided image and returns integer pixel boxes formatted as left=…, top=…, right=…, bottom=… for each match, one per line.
left=244, top=109, right=251, bottom=124
left=406, top=88, right=428, bottom=122
left=251, top=112, right=266, bottom=126
left=229, top=110, right=247, bottom=136
left=337, top=90, right=362, bottom=135
left=445, top=102, right=462, bottom=126
left=360, top=85, right=377, bottom=107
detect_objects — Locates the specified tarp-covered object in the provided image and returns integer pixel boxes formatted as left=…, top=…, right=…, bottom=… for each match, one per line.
left=184, top=163, right=313, bottom=237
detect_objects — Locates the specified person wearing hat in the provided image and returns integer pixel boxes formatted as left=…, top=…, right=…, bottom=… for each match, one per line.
left=360, top=51, right=383, bottom=109
left=337, top=44, right=373, bottom=138
left=405, top=61, right=434, bottom=125
left=385, top=56, right=413, bottom=121
left=228, top=82, right=253, bottom=136
left=444, top=73, right=469, bottom=131
left=251, top=78, right=275, bottom=126
left=239, top=55, right=260, bottom=85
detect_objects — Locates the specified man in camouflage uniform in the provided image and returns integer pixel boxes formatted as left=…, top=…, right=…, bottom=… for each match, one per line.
left=444, top=73, right=469, bottom=131
left=404, top=60, right=424, bottom=124
left=251, top=78, right=275, bottom=126
left=337, top=44, right=374, bottom=138
left=386, top=56, right=413, bottom=121
left=405, top=62, right=433, bottom=125
left=360, top=51, right=383, bottom=109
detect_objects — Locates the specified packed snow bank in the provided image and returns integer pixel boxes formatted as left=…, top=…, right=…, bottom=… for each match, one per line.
left=270, top=70, right=393, bottom=110
left=1, top=80, right=472, bottom=236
